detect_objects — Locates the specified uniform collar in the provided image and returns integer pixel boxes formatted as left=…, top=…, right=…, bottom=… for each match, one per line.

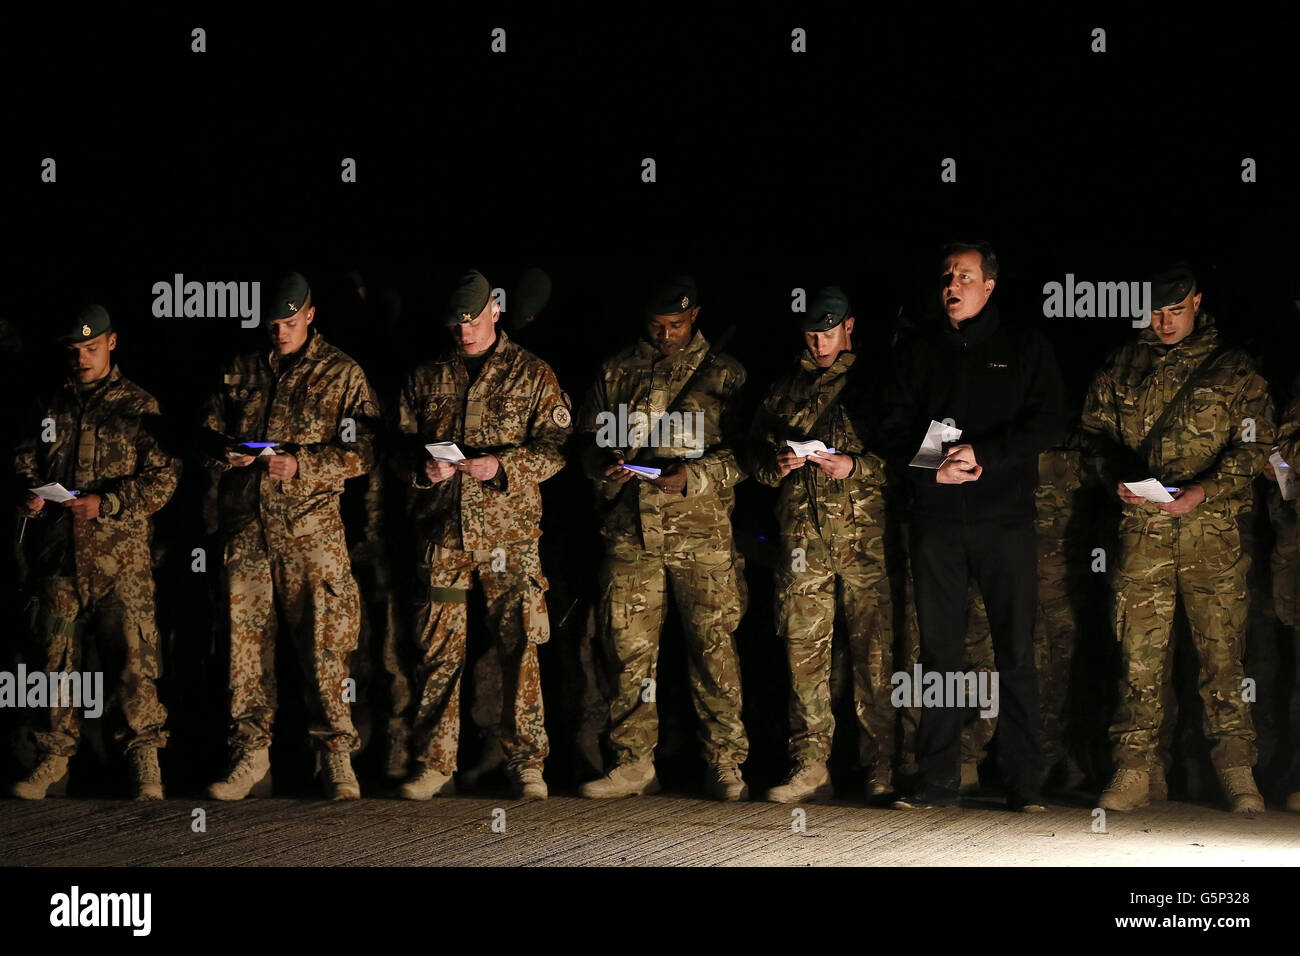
left=800, top=347, right=856, bottom=375
left=1139, top=309, right=1219, bottom=360
left=454, top=327, right=512, bottom=369
left=65, top=362, right=122, bottom=396
left=268, top=329, right=328, bottom=372
left=634, top=328, right=710, bottom=368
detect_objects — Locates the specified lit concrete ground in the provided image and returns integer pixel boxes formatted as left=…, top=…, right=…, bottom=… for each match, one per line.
left=3, top=793, right=1299, bottom=866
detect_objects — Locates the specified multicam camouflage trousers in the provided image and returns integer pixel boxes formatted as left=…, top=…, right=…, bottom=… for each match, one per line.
left=222, top=524, right=361, bottom=755
left=410, top=540, right=550, bottom=774
left=600, top=543, right=748, bottom=770
left=1110, top=512, right=1256, bottom=772
left=1035, top=526, right=1082, bottom=771
left=28, top=574, right=168, bottom=758
left=776, top=532, right=893, bottom=769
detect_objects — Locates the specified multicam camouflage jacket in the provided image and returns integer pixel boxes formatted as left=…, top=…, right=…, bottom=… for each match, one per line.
left=201, top=330, right=379, bottom=540
left=1081, top=311, right=1275, bottom=520
left=749, top=349, right=887, bottom=542
left=396, top=329, right=570, bottom=553
left=14, top=364, right=180, bottom=581
left=1035, top=425, right=1094, bottom=534
left=577, top=329, right=747, bottom=553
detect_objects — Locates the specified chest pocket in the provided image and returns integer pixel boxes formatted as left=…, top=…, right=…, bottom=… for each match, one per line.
left=423, top=392, right=462, bottom=437
left=223, top=374, right=267, bottom=436
left=482, top=392, right=533, bottom=445
left=93, top=418, right=138, bottom=479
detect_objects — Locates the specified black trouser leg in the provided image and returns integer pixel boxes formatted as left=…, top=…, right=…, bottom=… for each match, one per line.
left=910, top=523, right=970, bottom=796
left=968, top=519, right=1042, bottom=798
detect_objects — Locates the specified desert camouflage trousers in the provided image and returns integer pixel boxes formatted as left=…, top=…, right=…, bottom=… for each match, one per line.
left=776, top=531, right=893, bottom=767
left=28, top=573, right=168, bottom=757
left=1110, top=512, right=1256, bottom=772
left=409, top=540, right=550, bottom=774
left=600, top=542, right=748, bottom=769
left=222, top=523, right=361, bottom=755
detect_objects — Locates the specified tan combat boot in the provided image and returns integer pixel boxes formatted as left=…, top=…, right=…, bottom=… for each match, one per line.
left=207, top=748, right=271, bottom=801
left=129, top=747, right=164, bottom=801
left=959, top=760, right=980, bottom=795
left=321, top=751, right=361, bottom=801
left=507, top=766, right=548, bottom=801
left=707, top=765, right=749, bottom=802
left=1219, top=767, right=1264, bottom=815
left=1099, top=768, right=1150, bottom=811
left=400, top=764, right=456, bottom=800
left=580, top=760, right=661, bottom=798
left=11, top=755, right=69, bottom=800
left=766, top=761, right=833, bottom=803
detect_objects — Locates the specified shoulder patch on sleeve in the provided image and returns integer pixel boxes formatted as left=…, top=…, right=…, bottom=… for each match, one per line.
left=552, top=405, right=572, bottom=427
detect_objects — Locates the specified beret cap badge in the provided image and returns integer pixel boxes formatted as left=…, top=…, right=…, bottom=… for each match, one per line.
left=81, top=324, right=91, bottom=337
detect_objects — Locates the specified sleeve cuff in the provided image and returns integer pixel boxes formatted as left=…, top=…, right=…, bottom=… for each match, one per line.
left=1197, top=480, right=1223, bottom=502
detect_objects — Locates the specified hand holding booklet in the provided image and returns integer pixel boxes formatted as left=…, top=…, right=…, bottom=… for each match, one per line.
left=909, top=420, right=963, bottom=469
left=786, top=439, right=837, bottom=457
left=30, top=482, right=78, bottom=502
left=425, top=442, right=467, bottom=463
left=1270, top=449, right=1299, bottom=501
left=1122, top=479, right=1180, bottom=503
left=621, top=464, right=662, bottom=479
left=235, top=442, right=282, bottom=457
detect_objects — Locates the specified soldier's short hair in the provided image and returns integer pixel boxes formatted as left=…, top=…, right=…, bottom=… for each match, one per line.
left=940, top=240, right=999, bottom=282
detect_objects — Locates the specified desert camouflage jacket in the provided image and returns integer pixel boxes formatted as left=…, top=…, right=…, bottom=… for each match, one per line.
left=396, top=329, right=570, bottom=553
left=15, top=364, right=180, bottom=582
left=201, top=330, right=379, bottom=540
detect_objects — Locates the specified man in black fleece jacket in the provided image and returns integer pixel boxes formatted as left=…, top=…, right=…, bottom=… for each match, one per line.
left=884, top=241, right=1064, bottom=811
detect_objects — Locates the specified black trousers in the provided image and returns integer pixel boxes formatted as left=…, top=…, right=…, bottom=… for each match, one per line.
left=910, top=517, right=1042, bottom=797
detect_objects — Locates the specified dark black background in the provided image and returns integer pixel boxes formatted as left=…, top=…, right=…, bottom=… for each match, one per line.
left=2, top=8, right=1299, bottom=812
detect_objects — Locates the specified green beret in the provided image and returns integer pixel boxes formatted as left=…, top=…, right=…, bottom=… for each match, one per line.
left=267, top=272, right=312, bottom=322
left=445, top=270, right=493, bottom=326
left=802, top=285, right=851, bottom=333
left=59, top=304, right=112, bottom=344
left=1148, top=264, right=1197, bottom=311
left=647, top=274, right=698, bottom=316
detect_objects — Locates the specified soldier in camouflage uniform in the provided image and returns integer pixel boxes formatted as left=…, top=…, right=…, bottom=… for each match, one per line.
left=748, top=287, right=895, bottom=803
left=395, top=271, right=570, bottom=802
left=1033, top=437, right=1091, bottom=793
left=1267, top=370, right=1300, bottom=812
left=204, top=273, right=379, bottom=801
left=11, top=306, right=179, bottom=800
left=577, top=275, right=751, bottom=801
left=1083, top=265, right=1273, bottom=813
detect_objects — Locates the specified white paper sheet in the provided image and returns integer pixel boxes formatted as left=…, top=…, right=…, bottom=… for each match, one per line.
left=1271, top=450, right=1300, bottom=501
left=909, top=420, right=963, bottom=469
left=425, top=442, right=466, bottom=462
left=30, top=482, right=78, bottom=502
left=786, top=439, right=838, bottom=457
left=1123, top=479, right=1177, bottom=503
